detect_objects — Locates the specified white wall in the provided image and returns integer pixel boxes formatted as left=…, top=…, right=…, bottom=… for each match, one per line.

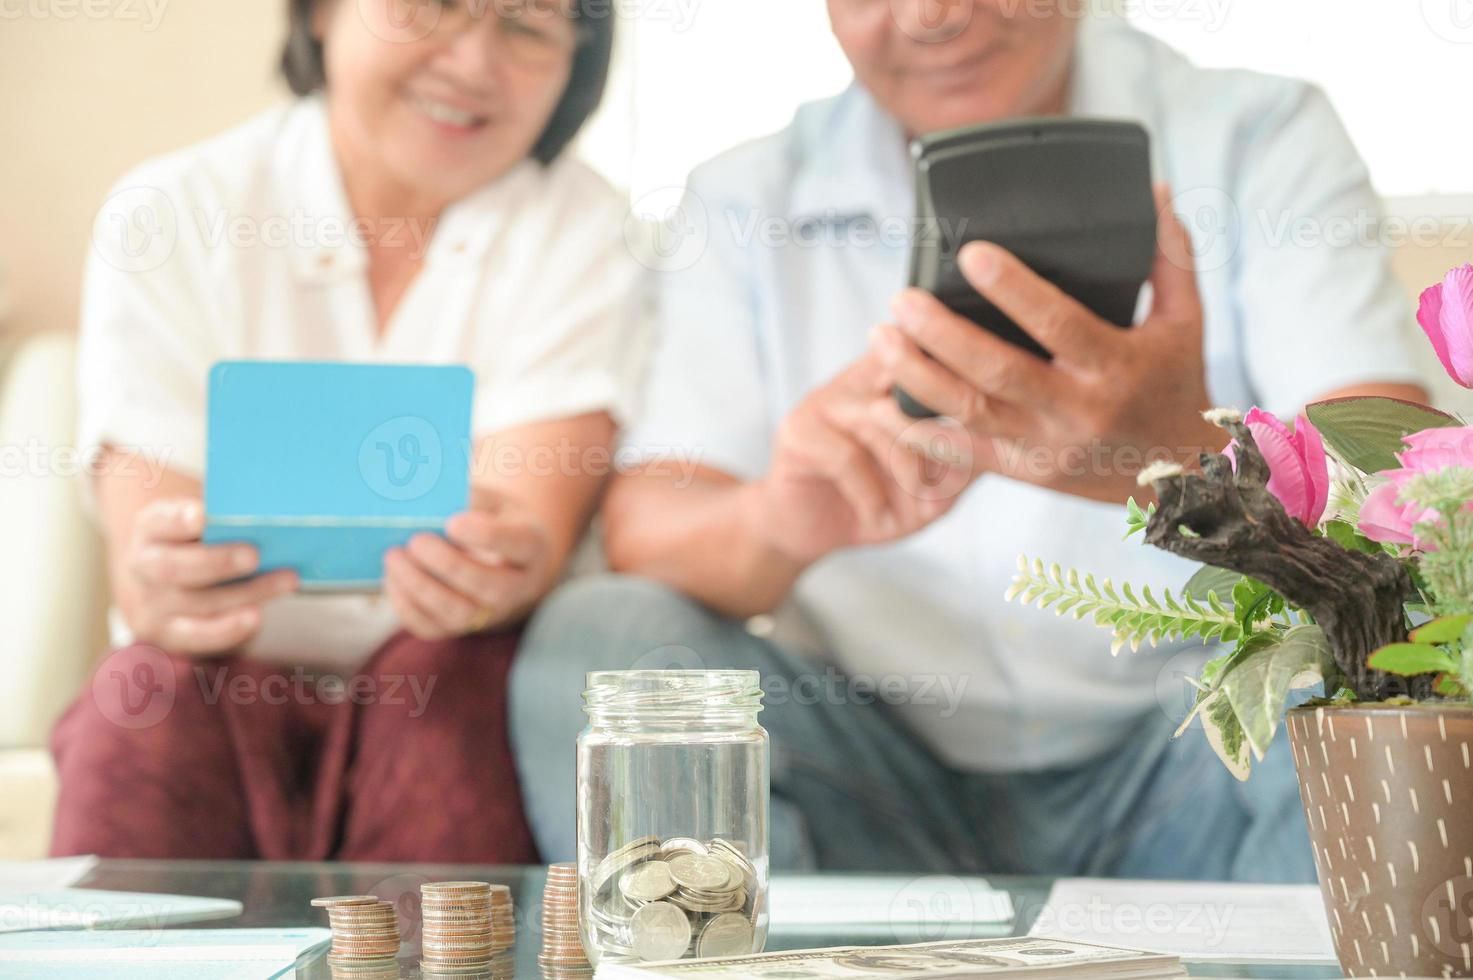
left=0, top=2, right=290, bottom=333
left=2, top=1, right=1468, bottom=336
left=583, top=1, right=1473, bottom=201
left=1124, top=0, right=1473, bottom=198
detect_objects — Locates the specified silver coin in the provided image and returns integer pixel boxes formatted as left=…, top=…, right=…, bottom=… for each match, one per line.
left=672, top=888, right=745, bottom=915
left=667, top=854, right=734, bottom=892
left=710, top=839, right=755, bottom=875
left=593, top=837, right=662, bottom=892
left=659, top=837, right=708, bottom=860
left=695, top=912, right=755, bottom=958
left=620, top=860, right=677, bottom=902
left=629, top=901, right=692, bottom=962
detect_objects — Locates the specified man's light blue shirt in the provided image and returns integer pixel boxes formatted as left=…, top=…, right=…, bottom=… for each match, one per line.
left=628, top=15, right=1423, bottom=771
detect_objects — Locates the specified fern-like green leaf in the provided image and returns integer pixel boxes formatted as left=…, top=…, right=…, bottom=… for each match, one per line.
left=1006, top=555, right=1244, bottom=655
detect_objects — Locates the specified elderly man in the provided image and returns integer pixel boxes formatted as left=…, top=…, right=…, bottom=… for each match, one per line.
left=510, top=2, right=1425, bottom=879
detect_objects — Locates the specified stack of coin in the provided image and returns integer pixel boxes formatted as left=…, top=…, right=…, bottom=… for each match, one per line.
left=420, top=881, right=515, bottom=972
left=586, top=836, right=759, bottom=962
left=539, top=862, right=593, bottom=978
left=311, top=895, right=402, bottom=968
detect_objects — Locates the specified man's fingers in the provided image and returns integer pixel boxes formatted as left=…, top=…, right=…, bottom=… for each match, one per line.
left=162, top=607, right=262, bottom=655
left=830, top=346, right=897, bottom=397
left=872, top=324, right=977, bottom=422
left=951, top=242, right=1112, bottom=364
left=887, top=289, right=1067, bottom=410
left=802, top=415, right=893, bottom=535
left=828, top=454, right=897, bottom=538
left=862, top=399, right=985, bottom=511
left=872, top=323, right=1023, bottom=430
left=444, top=511, right=542, bottom=568
left=828, top=402, right=970, bottom=520
left=1147, top=183, right=1205, bottom=326
left=134, top=498, right=206, bottom=546
left=133, top=540, right=259, bottom=588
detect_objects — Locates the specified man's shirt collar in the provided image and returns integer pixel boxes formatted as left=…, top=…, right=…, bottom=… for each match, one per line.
left=787, top=16, right=1166, bottom=226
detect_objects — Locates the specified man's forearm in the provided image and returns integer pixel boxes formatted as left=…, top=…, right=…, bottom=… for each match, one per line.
left=603, top=475, right=809, bottom=619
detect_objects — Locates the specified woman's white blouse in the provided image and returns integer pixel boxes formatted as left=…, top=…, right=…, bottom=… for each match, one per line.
left=80, top=97, right=649, bottom=667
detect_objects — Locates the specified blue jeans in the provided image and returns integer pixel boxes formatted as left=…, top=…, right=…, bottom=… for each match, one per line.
left=509, top=574, right=1315, bottom=882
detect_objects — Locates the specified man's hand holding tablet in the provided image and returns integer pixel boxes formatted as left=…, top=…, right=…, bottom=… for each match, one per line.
left=869, top=185, right=1224, bottom=505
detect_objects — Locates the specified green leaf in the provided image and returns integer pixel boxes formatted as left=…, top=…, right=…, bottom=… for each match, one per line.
left=1201, top=690, right=1252, bottom=781
left=1368, top=643, right=1459, bottom=677
left=1434, top=674, right=1467, bottom=697
left=1184, top=565, right=1243, bottom=602
left=1306, top=396, right=1458, bottom=475
left=1324, top=518, right=1383, bottom=556
left=1410, top=614, right=1472, bottom=645
left=1232, top=577, right=1284, bottom=631
left=1200, top=643, right=1253, bottom=690
left=1221, top=625, right=1333, bottom=762
left=1178, top=636, right=1269, bottom=740
left=1005, top=555, right=1241, bottom=655
left=1124, top=497, right=1156, bottom=540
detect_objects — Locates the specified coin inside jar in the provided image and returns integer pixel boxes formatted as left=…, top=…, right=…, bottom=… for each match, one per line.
left=620, top=860, right=677, bottom=902
left=582, top=835, right=762, bottom=965
left=629, top=901, right=692, bottom=962
left=666, top=854, right=733, bottom=891
left=592, top=836, right=662, bottom=892
left=695, top=911, right=755, bottom=958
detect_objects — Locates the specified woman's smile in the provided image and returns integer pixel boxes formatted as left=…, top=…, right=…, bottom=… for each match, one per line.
left=407, top=91, right=493, bottom=134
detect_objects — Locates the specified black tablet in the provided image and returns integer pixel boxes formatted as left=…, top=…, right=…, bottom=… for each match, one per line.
left=896, top=118, right=1158, bottom=419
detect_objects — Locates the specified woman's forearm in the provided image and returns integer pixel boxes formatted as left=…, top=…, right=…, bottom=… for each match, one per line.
left=603, top=470, right=809, bottom=619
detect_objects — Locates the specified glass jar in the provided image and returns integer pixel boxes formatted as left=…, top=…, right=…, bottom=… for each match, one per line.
left=576, top=670, right=769, bottom=966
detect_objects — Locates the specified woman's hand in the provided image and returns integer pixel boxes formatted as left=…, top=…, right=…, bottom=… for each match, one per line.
left=123, top=497, right=299, bottom=655
left=383, top=494, right=553, bottom=640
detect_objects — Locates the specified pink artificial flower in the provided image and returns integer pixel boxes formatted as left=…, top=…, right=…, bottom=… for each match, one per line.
left=1358, top=426, right=1473, bottom=549
left=1417, top=264, right=1473, bottom=388
left=1359, top=481, right=1428, bottom=547
left=1234, top=408, right=1331, bottom=527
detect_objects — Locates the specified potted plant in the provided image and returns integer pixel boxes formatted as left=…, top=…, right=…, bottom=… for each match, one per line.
left=1007, top=264, right=1473, bottom=978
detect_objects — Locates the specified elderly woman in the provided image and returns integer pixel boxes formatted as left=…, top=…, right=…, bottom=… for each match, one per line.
left=50, top=0, right=642, bottom=861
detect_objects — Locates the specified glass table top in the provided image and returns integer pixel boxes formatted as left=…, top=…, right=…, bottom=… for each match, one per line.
left=77, top=860, right=1344, bottom=978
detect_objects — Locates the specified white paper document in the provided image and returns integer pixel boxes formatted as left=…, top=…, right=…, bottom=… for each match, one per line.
left=0, top=857, right=98, bottom=892
left=0, top=928, right=330, bottom=979
left=1029, top=878, right=1336, bottom=964
left=0, top=888, right=243, bottom=932
left=770, top=875, right=1014, bottom=936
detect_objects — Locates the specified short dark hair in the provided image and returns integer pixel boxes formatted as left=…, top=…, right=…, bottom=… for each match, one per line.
left=280, top=0, right=613, bottom=165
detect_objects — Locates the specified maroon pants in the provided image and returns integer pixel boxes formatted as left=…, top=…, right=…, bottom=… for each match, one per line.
left=50, top=630, right=538, bottom=863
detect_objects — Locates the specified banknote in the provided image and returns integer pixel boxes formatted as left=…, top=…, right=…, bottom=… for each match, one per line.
left=594, top=936, right=1186, bottom=979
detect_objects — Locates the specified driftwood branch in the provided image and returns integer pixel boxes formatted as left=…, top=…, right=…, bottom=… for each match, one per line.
left=1142, top=417, right=1424, bottom=700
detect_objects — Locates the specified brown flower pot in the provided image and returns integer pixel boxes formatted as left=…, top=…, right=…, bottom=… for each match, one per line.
left=1287, top=704, right=1473, bottom=978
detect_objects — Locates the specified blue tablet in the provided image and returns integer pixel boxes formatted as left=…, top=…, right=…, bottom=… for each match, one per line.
left=203, top=361, right=474, bottom=591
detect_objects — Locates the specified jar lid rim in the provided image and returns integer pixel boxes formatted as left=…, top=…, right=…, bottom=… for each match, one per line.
left=583, top=670, right=764, bottom=712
